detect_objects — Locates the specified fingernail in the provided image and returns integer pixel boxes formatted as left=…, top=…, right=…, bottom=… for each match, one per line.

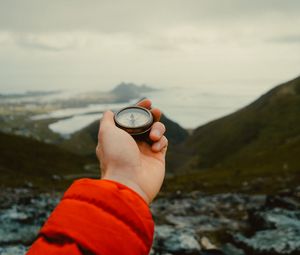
left=152, top=130, right=161, bottom=138
left=153, top=143, right=161, bottom=151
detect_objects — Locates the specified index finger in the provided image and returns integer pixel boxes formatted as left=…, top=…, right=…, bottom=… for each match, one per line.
left=136, top=98, right=161, bottom=122
left=136, top=98, right=152, bottom=109
left=151, top=107, right=161, bottom=122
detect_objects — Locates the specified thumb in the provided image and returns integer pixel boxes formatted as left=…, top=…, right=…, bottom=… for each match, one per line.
left=101, top=110, right=115, bottom=128
left=98, top=111, right=115, bottom=139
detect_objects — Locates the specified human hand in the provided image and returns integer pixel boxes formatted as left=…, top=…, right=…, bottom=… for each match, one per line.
left=96, top=99, right=168, bottom=204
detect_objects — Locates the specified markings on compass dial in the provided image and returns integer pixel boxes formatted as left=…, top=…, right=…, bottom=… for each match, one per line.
left=117, top=109, right=149, bottom=127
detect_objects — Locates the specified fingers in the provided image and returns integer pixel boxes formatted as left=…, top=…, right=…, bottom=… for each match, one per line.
left=151, top=108, right=161, bottom=122
left=138, top=99, right=164, bottom=151
left=137, top=98, right=152, bottom=109
left=150, top=122, right=168, bottom=152
left=150, top=122, right=166, bottom=141
left=152, top=136, right=168, bottom=153
left=136, top=98, right=161, bottom=122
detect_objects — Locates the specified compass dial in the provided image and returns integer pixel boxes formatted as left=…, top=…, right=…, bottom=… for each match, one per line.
left=114, top=106, right=153, bottom=135
left=117, top=108, right=149, bottom=127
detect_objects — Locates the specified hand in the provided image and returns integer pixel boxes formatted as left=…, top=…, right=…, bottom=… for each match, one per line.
left=96, top=99, right=168, bottom=204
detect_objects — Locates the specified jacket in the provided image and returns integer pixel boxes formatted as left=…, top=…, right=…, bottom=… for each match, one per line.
left=27, top=178, right=154, bottom=254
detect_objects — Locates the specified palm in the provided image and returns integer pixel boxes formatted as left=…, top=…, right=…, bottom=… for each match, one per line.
left=138, top=143, right=165, bottom=200
left=97, top=99, right=167, bottom=203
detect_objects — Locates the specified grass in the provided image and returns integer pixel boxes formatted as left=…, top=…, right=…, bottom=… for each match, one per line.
left=163, top=163, right=300, bottom=194
left=164, top=76, right=300, bottom=194
left=0, top=132, right=95, bottom=191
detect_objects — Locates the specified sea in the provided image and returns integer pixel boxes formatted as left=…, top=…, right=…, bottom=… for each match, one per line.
left=1, top=82, right=275, bottom=136
left=143, top=86, right=263, bottom=129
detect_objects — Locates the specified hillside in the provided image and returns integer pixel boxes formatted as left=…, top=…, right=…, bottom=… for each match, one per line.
left=61, top=114, right=189, bottom=156
left=2, top=77, right=300, bottom=195
left=165, top=76, right=300, bottom=193
left=0, top=132, right=92, bottom=190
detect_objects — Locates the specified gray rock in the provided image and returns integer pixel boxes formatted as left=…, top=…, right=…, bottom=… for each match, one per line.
left=2, top=206, right=30, bottom=222
left=0, top=190, right=60, bottom=246
left=0, top=225, right=39, bottom=245
left=153, top=225, right=201, bottom=254
left=235, top=229, right=300, bottom=254
left=165, top=214, right=231, bottom=232
left=222, top=243, right=245, bottom=255
left=0, top=245, right=27, bottom=255
left=245, top=207, right=300, bottom=232
left=2, top=187, right=299, bottom=255
left=234, top=208, right=300, bottom=254
left=266, top=196, right=300, bottom=210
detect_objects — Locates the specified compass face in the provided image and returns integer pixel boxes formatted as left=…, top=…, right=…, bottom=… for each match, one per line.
left=116, top=107, right=151, bottom=128
left=114, top=106, right=153, bottom=136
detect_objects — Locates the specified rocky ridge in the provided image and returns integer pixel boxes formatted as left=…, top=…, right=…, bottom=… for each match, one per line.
left=1, top=187, right=300, bottom=255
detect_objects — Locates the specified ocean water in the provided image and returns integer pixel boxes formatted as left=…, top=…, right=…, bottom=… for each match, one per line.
left=31, top=101, right=137, bottom=136
left=143, top=87, right=262, bottom=129
left=48, top=113, right=103, bottom=136
left=37, top=86, right=265, bottom=136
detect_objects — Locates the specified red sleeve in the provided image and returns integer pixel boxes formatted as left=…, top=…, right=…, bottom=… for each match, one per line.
left=27, top=179, right=154, bottom=255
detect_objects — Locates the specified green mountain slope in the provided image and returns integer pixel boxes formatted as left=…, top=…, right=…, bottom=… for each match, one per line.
left=61, top=114, right=189, bottom=156
left=165, top=76, right=300, bottom=193
left=0, top=132, right=90, bottom=190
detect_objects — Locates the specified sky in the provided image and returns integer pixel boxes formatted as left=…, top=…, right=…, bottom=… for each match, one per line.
left=0, top=0, right=299, bottom=93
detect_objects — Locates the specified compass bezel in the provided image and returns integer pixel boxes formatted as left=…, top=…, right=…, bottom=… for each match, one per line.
left=114, top=106, right=154, bottom=135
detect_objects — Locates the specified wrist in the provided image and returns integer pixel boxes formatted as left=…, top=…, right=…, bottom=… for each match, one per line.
left=101, top=174, right=150, bottom=204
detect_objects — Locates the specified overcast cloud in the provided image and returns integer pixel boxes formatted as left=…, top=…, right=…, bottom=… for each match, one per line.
left=0, top=0, right=299, bottom=92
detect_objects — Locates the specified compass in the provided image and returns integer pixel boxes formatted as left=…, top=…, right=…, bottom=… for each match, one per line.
left=114, top=106, right=154, bottom=137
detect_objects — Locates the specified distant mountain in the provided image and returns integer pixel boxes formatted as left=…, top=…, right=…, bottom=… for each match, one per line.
left=110, top=82, right=156, bottom=102
left=166, top=76, right=300, bottom=193
left=0, top=132, right=91, bottom=190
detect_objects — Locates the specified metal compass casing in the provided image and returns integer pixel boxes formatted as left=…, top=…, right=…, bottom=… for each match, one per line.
left=114, top=106, right=154, bottom=136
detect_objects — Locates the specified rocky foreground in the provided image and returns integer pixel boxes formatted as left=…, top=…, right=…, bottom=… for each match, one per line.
left=1, top=187, right=300, bottom=255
